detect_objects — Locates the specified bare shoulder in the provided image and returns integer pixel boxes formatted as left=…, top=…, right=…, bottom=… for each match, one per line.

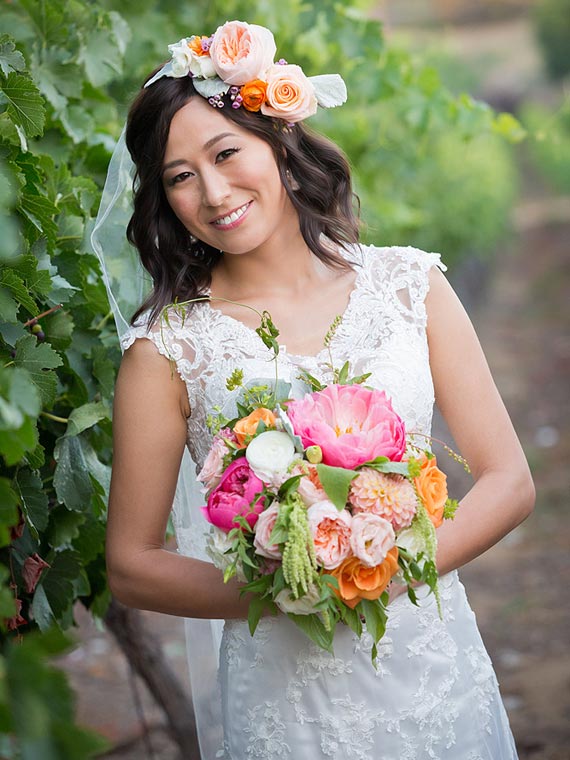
left=116, top=336, right=191, bottom=419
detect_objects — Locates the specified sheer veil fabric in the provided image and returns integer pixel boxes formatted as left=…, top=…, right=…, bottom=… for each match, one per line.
left=91, top=131, right=225, bottom=757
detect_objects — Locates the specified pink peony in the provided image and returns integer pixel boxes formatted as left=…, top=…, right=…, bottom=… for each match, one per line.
left=286, top=385, right=406, bottom=469
left=209, top=21, right=276, bottom=86
left=260, top=63, right=318, bottom=123
left=350, top=469, right=417, bottom=531
left=202, top=458, right=265, bottom=532
left=197, top=428, right=234, bottom=493
left=307, top=500, right=352, bottom=569
left=350, top=512, right=395, bottom=567
left=253, top=502, right=282, bottom=560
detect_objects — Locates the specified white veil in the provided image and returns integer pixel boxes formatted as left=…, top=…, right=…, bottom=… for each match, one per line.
left=91, top=128, right=224, bottom=759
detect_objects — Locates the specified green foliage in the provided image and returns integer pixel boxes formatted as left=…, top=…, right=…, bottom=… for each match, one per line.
left=0, top=0, right=528, bottom=752
left=520, top=99, right=570, bottom=193
left=533, top=0, right=570, bottom=81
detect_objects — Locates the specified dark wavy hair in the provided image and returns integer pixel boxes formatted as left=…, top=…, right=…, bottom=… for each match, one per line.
left=126, top=74, right=360, bottom=326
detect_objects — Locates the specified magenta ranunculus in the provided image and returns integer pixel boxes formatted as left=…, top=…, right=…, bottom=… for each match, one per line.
left=201, top=458, right=265, bottom=532
left=286, top=384, right=406, bottom=469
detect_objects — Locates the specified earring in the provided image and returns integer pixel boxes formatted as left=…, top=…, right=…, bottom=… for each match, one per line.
left=189, top=234, right=198, bottom=244
left=286, top=169, right=300, bottom=191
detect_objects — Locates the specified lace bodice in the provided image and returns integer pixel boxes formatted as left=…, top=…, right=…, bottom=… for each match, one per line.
left=121, top=244, right=445, bottom=472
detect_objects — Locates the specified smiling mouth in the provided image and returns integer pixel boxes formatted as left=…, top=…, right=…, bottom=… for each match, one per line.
left=211, top=202, right=251, bottom=227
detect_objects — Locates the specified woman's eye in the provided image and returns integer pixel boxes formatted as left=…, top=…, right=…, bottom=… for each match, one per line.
left=216, top=147, right=240, bottom=162
left=170, top=171, right=193, bottom=186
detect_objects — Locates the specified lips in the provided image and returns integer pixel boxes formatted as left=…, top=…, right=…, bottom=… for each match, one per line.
left=210, top=201, right=252, bottom=228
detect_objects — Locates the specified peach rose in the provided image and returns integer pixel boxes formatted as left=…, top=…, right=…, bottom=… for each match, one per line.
left=209, top=21, right=276, bottom=86
left=240, top=79, right=268, bottom=111
left=330, top=548, right=400, bottom=609
left=234, top=407, right=276, bottom=447
left=350, top=512, right=395, bottom=567
left=292, top=461, right=326, bottom=507
left=307, top=500, right=352, bottom=570
left=261, top=64, right=318, bottom=123
left=414, top=455, right=448, bottom=529
left=253, top=503, right=282, bottom=560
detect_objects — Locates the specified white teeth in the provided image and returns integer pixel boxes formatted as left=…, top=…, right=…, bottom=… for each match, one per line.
left=214, top=203, right=249, bottom=226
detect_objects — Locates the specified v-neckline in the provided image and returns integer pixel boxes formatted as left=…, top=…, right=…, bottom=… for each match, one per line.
left=202, top=247, right=365, bottom=363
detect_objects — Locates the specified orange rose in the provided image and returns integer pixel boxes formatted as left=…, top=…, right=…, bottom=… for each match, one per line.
left=188, top=35, right=211, bottom=57
left=240, top=79, right=268, bottom=112
left=329, top=548, right=399, bottom=609
left=414, top=455, right=448, bottom=529
left=234, top=407, right=276, bottom=447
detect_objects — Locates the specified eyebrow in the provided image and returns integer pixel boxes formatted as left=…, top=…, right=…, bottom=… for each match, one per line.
left=162, top=132, right=239, bottom=173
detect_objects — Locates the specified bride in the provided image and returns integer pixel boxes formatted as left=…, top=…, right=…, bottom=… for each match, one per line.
left=100, top=20, right=534, bottom=759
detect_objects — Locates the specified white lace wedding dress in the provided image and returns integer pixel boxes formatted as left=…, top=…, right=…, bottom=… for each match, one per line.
left=122, top=244, right=518, bottom=760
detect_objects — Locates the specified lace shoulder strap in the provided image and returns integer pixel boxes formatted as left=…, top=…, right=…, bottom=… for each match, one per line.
left=361, top=244, right=447, bottom=329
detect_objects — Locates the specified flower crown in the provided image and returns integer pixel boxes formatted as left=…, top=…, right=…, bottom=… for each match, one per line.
left=145, top=20, right=347, bottom=124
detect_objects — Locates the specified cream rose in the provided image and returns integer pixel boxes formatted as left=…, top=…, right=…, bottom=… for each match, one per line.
left=350, top=512, right=395, bottom=568
left=275, top=583, right=321, bottom=615
left=205, top=526, right=246, bottom=581
left=168, top=38, right=193, bottom=77
left=307, top=500, right=352, bottom=570
left=245, top=430, right=295, bottom=483
left=209, top=21, right=276, bottom=86
left=253, top=503, right=282, bottom=560
left=261, top=64, right=318, bottom=123
left=188, top=49, right=216, bottom=79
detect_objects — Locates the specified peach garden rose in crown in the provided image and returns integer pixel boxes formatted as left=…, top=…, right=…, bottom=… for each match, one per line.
left=209, top=21, right=277, bottom=85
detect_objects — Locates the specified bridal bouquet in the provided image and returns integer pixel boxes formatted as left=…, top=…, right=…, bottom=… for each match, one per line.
left=199, top=345, right=464, bottom=662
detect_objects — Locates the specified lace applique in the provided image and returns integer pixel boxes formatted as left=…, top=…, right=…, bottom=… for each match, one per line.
left=465, top=644, right=498, bottom=735
left=244, top=702, right=291, bottom=758
left=319, top=697, right=383, bottom=759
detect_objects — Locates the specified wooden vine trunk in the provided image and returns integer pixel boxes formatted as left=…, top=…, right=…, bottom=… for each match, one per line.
left=104, top=598, right=200, bottom=758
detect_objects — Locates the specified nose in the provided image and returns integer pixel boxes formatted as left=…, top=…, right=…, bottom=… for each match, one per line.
left=200, top=168, right=230, bottom=208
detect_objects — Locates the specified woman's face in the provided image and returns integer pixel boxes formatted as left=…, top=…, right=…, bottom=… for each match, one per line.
left=162, top=96, right=298, bottom=255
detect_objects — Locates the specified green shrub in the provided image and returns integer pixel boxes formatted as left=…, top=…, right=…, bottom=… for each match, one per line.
left=533, top=0, right=570, bottom=81
left=520, top=100, right=570, bottom=193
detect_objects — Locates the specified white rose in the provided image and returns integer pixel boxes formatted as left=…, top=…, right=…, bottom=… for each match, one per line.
left=188, top=50, right=217, bottom=79
left=168, top=39, right=193, bottom=77
left=394, top=526, right=426, bottom=585
left=275, top=583, right=321, bottom=615
left=205, top=526, right=245, bottom=581
left=246, top=431, right=295, bottom=483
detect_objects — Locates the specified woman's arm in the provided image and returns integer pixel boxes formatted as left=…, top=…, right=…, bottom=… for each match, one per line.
left=425, top=267, right=535, bottom=575
left=106, top=337, right=251, bottom=619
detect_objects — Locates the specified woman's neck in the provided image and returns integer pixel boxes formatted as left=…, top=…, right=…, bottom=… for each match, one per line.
left=211, top=228, right=334, bottom=301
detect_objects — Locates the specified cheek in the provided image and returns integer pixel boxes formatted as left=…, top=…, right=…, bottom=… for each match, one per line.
left=166, top=191, right=199, bottom=229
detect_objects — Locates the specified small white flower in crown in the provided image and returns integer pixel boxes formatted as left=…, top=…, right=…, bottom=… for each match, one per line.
left=145, top=20, right=347, bottom=124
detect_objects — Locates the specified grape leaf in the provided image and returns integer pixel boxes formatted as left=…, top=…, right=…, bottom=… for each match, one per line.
left=14, top=335, right=62, bottom=406
left=0, top=73, right=45, bottom=138
left=0, top=36, right=26, bottom=77
left=0, top=269, right=37, bottom=314
left=15, top=468, right=49, bottom=535
left=53, top=435, right=93, bottom=510
left=64, top=401, right=109, bottom=438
